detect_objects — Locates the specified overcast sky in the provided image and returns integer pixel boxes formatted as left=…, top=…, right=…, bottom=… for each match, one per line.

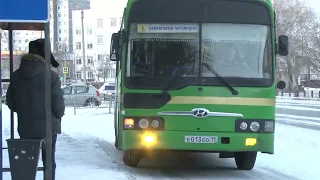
left=308, top=0, right=320, bottom=15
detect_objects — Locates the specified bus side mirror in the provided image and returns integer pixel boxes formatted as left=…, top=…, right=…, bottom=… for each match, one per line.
left=278, top=35, right=289, bottom=56
left=110, top=32, right=123, bottom=61
left=277, top=81, right=286, bottom=89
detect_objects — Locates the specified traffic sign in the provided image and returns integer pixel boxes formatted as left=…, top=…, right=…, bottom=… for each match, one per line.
left=0, top=0, right=49, bottom=22
left=63, top=67, right=69, bottom=74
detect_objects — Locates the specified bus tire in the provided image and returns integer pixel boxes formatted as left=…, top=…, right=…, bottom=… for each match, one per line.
left=123, top=150, right=140, bottom=167
left=234, top=151, right=257, bottom=170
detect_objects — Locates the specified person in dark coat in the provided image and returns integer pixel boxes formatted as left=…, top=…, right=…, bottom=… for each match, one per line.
left=6, top=38, right=65, bottom=180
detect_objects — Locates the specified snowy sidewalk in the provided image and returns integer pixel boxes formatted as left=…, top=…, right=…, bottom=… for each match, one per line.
left=1, top=106, right=130, bottom=180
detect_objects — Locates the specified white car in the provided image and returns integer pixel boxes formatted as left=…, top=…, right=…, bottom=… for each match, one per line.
left=98, top=82, right=116, bottom=100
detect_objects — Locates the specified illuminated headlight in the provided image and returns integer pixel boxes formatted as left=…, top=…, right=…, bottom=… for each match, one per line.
left=107, top=92, right=112, bottom=95
left=123, top=117, right=164, bottom=130
left=138, top=119, right=149, bottom=129
left=239, top=122, right=248, bottom=130
left=151, top=120, right=160, bottom=128
left=250, top=122, right=260, bottom=132
left=124, top=118, right=134, bottom=129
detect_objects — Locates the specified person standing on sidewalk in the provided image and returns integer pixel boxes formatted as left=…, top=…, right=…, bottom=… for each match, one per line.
left=6, top=38, right=65, bottom=180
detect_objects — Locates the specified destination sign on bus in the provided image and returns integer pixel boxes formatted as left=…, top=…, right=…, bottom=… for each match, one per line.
left=137, top=24, right=199, bottom=33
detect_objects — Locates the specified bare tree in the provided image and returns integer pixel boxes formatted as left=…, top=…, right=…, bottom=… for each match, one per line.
left=275, top=0, right=320, bottom=96
left=1, top=30, right=15, bottom=44
left=1, top=30, right=19, bottom=78
left=88, top=53, right=115, bottom=83
left=1, top=30, right=18, bottom=52
left=53, top=41, right=72, bottom=84
left=307, top=20, right=320, bottom=67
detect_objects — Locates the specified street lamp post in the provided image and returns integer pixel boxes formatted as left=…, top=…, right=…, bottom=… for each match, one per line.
left=81, top=10, right=86, bottom=84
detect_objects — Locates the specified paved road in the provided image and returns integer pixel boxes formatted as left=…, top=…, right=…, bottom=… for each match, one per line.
left=276, top=98, right=320, bottom=130
left=97, top=99, right=320, bottom=180
left=98, top=121, right=319, bottom=180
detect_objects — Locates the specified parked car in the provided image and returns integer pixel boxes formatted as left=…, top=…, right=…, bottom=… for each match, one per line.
left=98, top=82, right=116, bottom=100
left=62, top=84, right=102, bottom=107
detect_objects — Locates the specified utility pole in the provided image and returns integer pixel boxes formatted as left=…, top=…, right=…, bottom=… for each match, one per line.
left=81, top=10, right=86, bottom=84
left=73, top=51, right=76, bottom=80
left=64, top=45, right=67, bottom=85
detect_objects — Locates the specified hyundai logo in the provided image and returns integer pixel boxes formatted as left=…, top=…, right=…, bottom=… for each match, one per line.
left=192, top=108, right=209, bottom=118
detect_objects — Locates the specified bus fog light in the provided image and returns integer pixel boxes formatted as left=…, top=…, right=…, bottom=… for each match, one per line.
left=144, top=135, right=155, bottom=143
left=265, top=121, right=274, bottom=132
left=239, top=122, right=248, bottom=130
left=151, top=120, right=160, bottom=128
left=250, top=122, right=260, bottom=132
left=245, top=138, right=257, bottom=146
left=141, top=132, right=157, bottom=147
left=138, top=119, right=149, bottom=129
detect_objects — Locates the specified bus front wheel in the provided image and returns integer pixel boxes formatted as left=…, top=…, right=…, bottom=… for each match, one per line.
left=234, top=151, right=257, bottom=170
left=123, top=150, right=141, bottom=167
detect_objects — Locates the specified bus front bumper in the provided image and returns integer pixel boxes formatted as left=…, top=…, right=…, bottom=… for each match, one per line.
left=122, top=130, right=274, bottom=153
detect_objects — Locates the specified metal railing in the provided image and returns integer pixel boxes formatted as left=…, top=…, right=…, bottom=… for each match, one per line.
left=67, top=94, right=116, bottom=115
left=277, top=92, right=320, bottom=101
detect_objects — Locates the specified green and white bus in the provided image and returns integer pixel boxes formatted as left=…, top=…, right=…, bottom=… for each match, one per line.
left=110, top=0, right=289, bottom=170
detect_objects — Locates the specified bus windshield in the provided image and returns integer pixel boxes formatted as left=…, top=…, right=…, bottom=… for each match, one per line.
left=201, top=23, right=271, bottom=79
left=127, top=23, right=271, bottom=78
left=126, top=23, right=272, bottom=88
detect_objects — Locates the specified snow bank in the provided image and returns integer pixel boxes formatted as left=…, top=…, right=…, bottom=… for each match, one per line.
left=1, top=105, right=123, bottom=180
left=277, top=96, right=320, bottom=101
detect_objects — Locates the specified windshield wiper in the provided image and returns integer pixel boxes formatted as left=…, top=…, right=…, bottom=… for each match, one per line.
left=162, top=46, right=198, bottom=95
left=201, top=47, right=238, bottom=95
left=162, top=60, right=192, bottom=95
left=202, top=62, right=239, bottom=95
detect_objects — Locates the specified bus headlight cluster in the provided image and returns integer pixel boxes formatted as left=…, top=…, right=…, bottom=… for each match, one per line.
left=235, top=120, right=274, bottom=133
left=240, top=122, right=248, bottom=130
left=123, top=117, right=164, bottom=130
left=138, top=119, right=160, bottom=129
left=239, top=122, right=260, bottom=131
left=151, top=120, right=160, bottom=128
left=250, top=122, right=260, bottom=132
left=138, top=119, right=149, bottom=129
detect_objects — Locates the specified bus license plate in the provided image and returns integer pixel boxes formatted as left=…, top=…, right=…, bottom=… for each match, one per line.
left=184, top=136, right=218, bottom=143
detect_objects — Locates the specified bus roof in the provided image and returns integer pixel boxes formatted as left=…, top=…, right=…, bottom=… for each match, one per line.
left=125, top=0, right=274, bottom=11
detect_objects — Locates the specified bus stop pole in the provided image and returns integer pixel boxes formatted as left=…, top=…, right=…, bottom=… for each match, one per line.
left=0, top=28, right=3, bottom=180
left=8, top=24, right=14, bottom=139
left=44, top=22, right=53, bottom=180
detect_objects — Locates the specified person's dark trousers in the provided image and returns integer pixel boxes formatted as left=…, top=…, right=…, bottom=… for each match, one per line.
left=42, top=133, right=57, bottom=180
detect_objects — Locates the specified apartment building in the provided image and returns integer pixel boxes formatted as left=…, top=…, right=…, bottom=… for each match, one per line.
left=71, top=0, right=126, bottom=82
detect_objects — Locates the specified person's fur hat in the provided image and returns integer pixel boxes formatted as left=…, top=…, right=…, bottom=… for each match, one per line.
left=28, top=38, right=60, bottom=67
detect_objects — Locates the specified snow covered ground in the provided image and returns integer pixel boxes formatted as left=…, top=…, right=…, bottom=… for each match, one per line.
left=276, top=98, right=320, bottom=130
left=1, top=99, right=320, bottom=180
left=1, top=106, right=127, bottom=180
left=277, top=95, right=320, bottom=101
